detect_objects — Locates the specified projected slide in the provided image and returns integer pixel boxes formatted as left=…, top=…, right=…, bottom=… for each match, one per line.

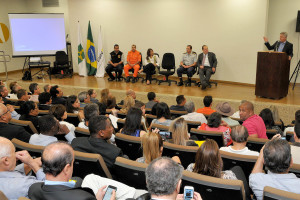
left=8, top=13, right=67, bottom=57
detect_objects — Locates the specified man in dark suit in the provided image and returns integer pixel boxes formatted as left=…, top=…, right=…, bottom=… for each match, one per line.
left=0, top=85, right=15, bottom=105
left=29, top=142, right=114, bottom=200
left=198, top=45, right=218, bottom=90
left=264, top=32, right=293, bottom=60
left=71, top=115, right=123, bottom=169
left=50, top=85, right=66, bottom=105
left=0, top=103, right=31, bottom=142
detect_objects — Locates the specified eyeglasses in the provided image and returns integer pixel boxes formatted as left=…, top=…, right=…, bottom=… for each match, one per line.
left=0, top=109, right=11, bottom=118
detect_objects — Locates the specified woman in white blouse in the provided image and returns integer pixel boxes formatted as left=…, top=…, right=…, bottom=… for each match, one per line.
left=139, top=48, right=160, bottom=85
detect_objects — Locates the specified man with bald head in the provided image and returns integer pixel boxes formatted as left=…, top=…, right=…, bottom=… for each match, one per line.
left=119, top=89, right=142, bottom=105
left=0, top=103, right=31, bottom=142
left=0, top=137, right=45, bottom=199
left=239, top=101, right=267, bottom=139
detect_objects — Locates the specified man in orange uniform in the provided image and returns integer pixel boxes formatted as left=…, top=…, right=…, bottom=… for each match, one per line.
left=124, top=44, right=141, bottom=83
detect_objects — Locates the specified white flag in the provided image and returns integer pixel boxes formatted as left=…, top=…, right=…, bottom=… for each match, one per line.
left=77, top=22, right=87, bottom=76
left=95, top=26, right=105, bottom=78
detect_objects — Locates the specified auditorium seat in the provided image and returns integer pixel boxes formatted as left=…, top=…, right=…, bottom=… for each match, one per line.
left=145, top=108, right=152, bottom=114
left=263, top=186, right=300, bottom=200
left=289, top=163, right=300, bottom=178
left=181, top=170, right=246, bottom=200
left=9, top=119, right=38, bottom=135
left=162, top=142, right=198, bottom=168
left=116, top=118, right=146, bottom=133
left=117, top=112, right=127, bottom=119
left=11, top=138, right=44, bottom=158
left=73, top=150, right=112, bottom=179
left=190, top=128, right=224, bottom=148
left=65, top=113, right=81, bottom=127
left=38, top=110, right=49, bottom=116
left=185, top=120, right=201, bottom=132
left=145, top=114, right=157, bottom=127
left=115, top=133, right=142, bottom=160
left=18, top=197, right=30, bottom=200
left=113, top=157, right=148, bottom=190
left=170, top=110, right=188, bottom=119
left=266, top=129, right=279, bottom=139
left=0, top=190, right=9, bottom=200
left=74, top=127, right=90, bottom=137
left=246, top=137, right=269, bottom=152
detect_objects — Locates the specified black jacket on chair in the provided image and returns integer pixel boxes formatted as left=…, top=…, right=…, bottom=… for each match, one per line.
left=0, top=122, right=31, bottom=142
left=265, top=41, right=293, bottom=57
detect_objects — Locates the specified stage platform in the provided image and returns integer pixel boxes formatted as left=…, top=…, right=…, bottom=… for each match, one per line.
left=1, top=70, right=300, bottom=124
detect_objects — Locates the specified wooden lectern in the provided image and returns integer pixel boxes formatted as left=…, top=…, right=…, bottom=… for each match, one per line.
left=255, top=51, right=290, bottom=99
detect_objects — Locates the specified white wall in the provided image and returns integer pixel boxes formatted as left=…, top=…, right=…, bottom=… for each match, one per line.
left=267, top=0, right=300, bottom=83
left=68, top=0, right=269, bottom=84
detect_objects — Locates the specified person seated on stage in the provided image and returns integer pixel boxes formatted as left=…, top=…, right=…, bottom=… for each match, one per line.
left=231, top=100, right=247, bottom=119
left=38, top=92, right=52, bottom=110
left=29, top=83, right=41, bottom=102
left=215, top=102, right=240, bottom=127
left=145, top=92, right=159, bottom=110
left=177, top=45, right=197, bottom=86
left=137, top=132, right=181, bottom=164
left=0, top=103, right=31, bottom=142
left=196, top=95, right=216, bottom=115
left=29, top=115, right=74, bottom=146
left=8, top=81, right=22, bottom=99
left=198, top=45, right=218, bottom=90
left=78, top=91, right=90, bottom=108
left=249, top=136, right=300, bottom=200
left=198, top=112, right=232, bottom=146
left=240, top=101, right=268, bottom=139
left=78, top=103, right=99, bottom=129
left=0, top=137, right=45, bottom=199
left=263, top=32, right=293, bottom=60
left=169, top=117, right=197, bottom=146
left=15, top=89, right=30, bottom=109
left=28, top=141, right=116, bottom=200
left=220, top=125, right=259, bottom=156
left=120, top=107, right=147, bottom=137
left=19, top=101, right=40, bottom=132
left=124, top=44, right=141, bottom=83
left=88, top=89, right=99, bottom=103
left=150, top=102, right=173, bottom=127
left=181, top=101, right=207, bottom=124
left=50, top=85, right=66, bottom=105
left=138, top=48, right=160, bottom=85
left=0, top=85, right=15, bottom=105
left=106, top=44, right=124, bottom=82
left=259, top=108, right=283, bottom=135
left=170, top=95, right=186, bottom=111
left=72, top=115, right=123, bottom=170
left=43, top=84, right=51, bottom=93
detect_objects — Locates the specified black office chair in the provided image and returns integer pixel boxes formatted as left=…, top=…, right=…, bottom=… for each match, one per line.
left=197, top=69, right=218, bottom=88
left=142, top=53, right=160, bottom=84
left=182, top=51, right=198, bottom=87
left=53, top=51, right=73, bottom=78
left=158, top=53, right=177, bottom=86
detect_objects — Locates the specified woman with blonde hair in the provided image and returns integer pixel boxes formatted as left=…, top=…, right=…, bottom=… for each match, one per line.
left=169, top=117, right=197, bottom=146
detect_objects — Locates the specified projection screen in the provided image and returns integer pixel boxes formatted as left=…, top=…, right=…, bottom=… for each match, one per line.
left=8, top=13, right=66, bottom=57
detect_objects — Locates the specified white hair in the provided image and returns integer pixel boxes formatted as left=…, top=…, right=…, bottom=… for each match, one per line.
left=280, top=32, right=288, bottom=38
left=0, top=137, right=12, bottom=158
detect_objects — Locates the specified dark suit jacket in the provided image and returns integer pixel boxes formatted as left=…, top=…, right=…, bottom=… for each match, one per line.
left=0, top=122, right=31, bottom=142
left=19, top=115, right=40, bottom=132
left=3, top=97, right=15, bottom=105
left=52, top=97, right=66, bottom=105
left=71, top=137, right=123, bottom=169
left=38, top=104, right=51, bottom=111
left=265, top=41, right=293, bottom=57
left=28, top=182, right=96, bottom=200
left=197, top=52, right=217, bottom=68
left=170, top=105, right=186, bottom=111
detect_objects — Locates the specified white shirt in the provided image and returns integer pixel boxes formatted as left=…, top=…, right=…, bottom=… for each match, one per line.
left=222, top=117, right=240, bottom=127
left=284, top=126, right=294, bottom=136
left=144, top=55, right=160, bottom=66
left=60, top=121, right=76, bottom=142
left=7, top=93, right=17, bottom=100
left=203, top=53, right=210, bottom=66
left=231, top=111, right=240, bottom=119
left=29, top=134, right=58, bottom=146
left=29, top=95, right=39, bottom=102
left=181, top=112, right=207, bottom=124
left=291, top=145, right=300, bottom=164
left=220, top=146, right=259, bottom=156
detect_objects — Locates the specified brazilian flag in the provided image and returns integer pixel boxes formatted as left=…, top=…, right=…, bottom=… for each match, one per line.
left=86, top=21, right=97, bottom=76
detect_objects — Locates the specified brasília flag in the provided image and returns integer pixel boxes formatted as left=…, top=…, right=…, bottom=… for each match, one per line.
left=95, top=26, right=105, bottom=78
left=77, top=22, right=87, bottom=76
left=86, top=21, right=97, bottom=76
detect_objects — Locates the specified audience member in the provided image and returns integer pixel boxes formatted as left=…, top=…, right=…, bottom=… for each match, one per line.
left=196, top=95, right=216, bottom=115
left=119, top=89, right=140, bottom=105
left=249, top=136, right=300, bottom=200
left=120, top=107, right=147, bottom=137
left=181, top=101, right=207, bottom=123
left=220, top=125, right=259, bottom=156
left=19, top=101, right=40, bottom=131
left=50, top=85, right=66, bottom=105
left=145, top=92, right=159, bottom=109
left=215, top=102, right=240, bottom=127
left=0, top=137, right=45, bottom=199
left=88, top=89, right=99, bottom=103
left=8, top=81, right=21, bottom=99
left=291, top=122, right=300, bottom=164
left=133, top=101, right=146, bottom=126
left=284, top=110, right=300, bottom=135
left=198, top=112, right=232, bottom=146
left=139, top=48, right=160, bottom=85
left=78, top=91, right=90, bottom=107
left=6, top=104, right=20, bottom=120
left=119, top=95, right=135, bottom=114
left=259, top=108, right=283, bottom=135
left=29, top=83, right=41, bottom=102
left=240, top=101, right=267, bottom=139
left=107, top=95, right=117, bottom=109
left=150, top=102, right=172, bottom=126
left=169, top=117, right=197, bottom=146
left=231, top=100, right=247, bottom=119
left=170, top=95, right=186, bottom=111
left=100, top=88, right=111, bottom=106
left=0, top=85, right=14, bottom=105
left=15, top=89, right=30, bottom=107
left=72, top=115, right=123, bottom=169
left=0, top=103, right=31, bottom=142
left=66, top=95, right=80, bottom=114
left=146, top=157, right=201, bottom=200
left=124, top=44, right=141, bottom=83
left=78, top=103, right=99, bottom=129
left=29, top=115, right=73, bottom=146
left=38, top=92, right=52, bottom=110
left=150, top=102, right=158, bottom=116
left=43, top=84, right=51, bottom=93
